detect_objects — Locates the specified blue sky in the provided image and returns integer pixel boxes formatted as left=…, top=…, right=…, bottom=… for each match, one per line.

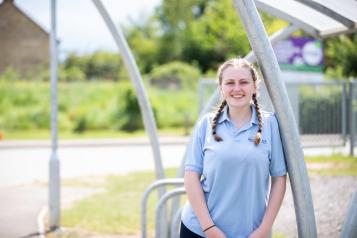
left=5, top=0, right=161, bottom=55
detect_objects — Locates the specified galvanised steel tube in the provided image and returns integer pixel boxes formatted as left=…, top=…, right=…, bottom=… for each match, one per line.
left=92, top=0, right=165, bottom=187
left=49, top=0, right=60, bottom=230
left=349, top=80, right=356, bottom=157
left=141, top=178, right=184, bottom=238
left=170, top=207, right=183, bottom=238
left=233, top=0, right=317, bottom=237
left=155, top=187, right=186, bottom=238
left=171, top=23, right=300, bottom=226
left=341, top=186, right=357, bottom=238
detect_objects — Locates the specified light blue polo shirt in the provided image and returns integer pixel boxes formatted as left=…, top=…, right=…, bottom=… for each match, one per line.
left=181, top=104, right=287, bottom=238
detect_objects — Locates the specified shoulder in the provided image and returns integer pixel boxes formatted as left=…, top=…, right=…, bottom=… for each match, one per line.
left=260, top=110, right=279, bottom=128
left=193, top=112, right=213, bottom=135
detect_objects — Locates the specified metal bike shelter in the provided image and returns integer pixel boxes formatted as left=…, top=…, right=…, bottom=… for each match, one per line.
left=47, top=0, right=357, bottom=237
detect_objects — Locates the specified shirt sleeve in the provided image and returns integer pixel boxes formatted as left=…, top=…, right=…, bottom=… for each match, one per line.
left=184, top=114, right=209, bottom=174
left=269, top=113, right=288, bottom=177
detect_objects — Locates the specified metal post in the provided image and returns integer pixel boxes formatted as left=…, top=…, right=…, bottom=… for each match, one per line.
left=341, top=186, right=357, bottom=238
left=233, top=0, right=317, bottom=237
left=170, top=207, right=183, bottom=238
left=342, top=82, right=347, bottom=145
left=141, top=178, right=184, bottom=238
left=49, top=0, right=60, bottom=230
left=349, top=80, right=355, bottom=156
left=155, top=188, right=186, bottom=238
left=92, top=0, right=165, bottom=183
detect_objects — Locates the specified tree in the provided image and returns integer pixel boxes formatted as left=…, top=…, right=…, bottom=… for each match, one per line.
left=325, top=33, right=357, bottom=79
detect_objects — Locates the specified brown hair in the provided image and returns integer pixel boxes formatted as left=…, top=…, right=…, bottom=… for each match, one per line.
left=212, top=58, right=263, bottom=145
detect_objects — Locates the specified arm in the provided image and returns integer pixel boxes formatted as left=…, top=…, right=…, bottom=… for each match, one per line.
left=184, top=171, right=226, bottom=238
left=248, top=175, right=286, bottom=238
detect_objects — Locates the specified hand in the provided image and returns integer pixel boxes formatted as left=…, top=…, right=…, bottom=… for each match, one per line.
left=247, top=227, right=268, bottom=238
left=204, top=226, right=227, bottom=238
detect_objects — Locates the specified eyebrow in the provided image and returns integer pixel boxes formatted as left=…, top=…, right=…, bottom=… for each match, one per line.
left=224, top=78, right=250, bottom=81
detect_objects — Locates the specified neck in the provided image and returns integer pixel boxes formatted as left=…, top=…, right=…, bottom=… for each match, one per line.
left=228, top=105, right=252, bottom=128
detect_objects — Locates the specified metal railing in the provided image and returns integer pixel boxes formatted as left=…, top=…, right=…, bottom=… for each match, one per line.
left=141, top=178, right=184, bottom=238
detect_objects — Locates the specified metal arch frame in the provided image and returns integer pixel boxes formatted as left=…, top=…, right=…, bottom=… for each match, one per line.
left=296, top=0, right=357, bottom=29
left=91, top=0, right=165, bottom=183
left=233, top=0, right=317, bottom=237
left=141, top=178, right=184, bottom=238
left=254, top=0, right=347, bottom=38
left=155, top=187, right=186, bottom=238
left=48, top=0, right=167, bottom=229
left=341, top=186, right=357, bottom=238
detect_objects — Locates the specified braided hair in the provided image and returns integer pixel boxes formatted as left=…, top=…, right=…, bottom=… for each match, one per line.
left=212, top=58, right=263, bottom=145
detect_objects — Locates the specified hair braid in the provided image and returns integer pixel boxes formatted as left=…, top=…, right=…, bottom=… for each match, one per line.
left=211, top=100, right=226, bottom=142
left=252, top=93, right=263, bottom=145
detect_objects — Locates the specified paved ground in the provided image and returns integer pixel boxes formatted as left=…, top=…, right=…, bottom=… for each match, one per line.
left=0, top=137, right=355, bottom=237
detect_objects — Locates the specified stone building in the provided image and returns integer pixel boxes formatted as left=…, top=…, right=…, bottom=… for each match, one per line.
left=0, top=0, right=49, bottom=76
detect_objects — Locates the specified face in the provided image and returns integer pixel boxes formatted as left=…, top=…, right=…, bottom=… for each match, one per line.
left=220, top=66, right=256, bottom=110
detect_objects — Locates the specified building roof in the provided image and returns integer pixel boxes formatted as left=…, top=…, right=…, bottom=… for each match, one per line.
left=0, top=0, right=49, bottom=35
left=255, top=0, right=357, bottom=38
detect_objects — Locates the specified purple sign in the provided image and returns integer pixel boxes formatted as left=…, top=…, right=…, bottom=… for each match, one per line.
left=273, top=37, right=323, bottom=72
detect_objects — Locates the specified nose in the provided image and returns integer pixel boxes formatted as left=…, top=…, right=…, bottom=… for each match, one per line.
left=233, top=82, right=241, bottom=91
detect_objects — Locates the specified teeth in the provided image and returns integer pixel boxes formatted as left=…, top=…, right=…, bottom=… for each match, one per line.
left=233, top=95, right=243, bottom=98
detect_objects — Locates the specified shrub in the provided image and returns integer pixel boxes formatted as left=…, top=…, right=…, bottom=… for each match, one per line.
left=149, top=61, right=201, bottom=89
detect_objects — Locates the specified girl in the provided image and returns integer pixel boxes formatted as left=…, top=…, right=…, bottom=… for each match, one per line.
left=180, top=58, right=287, bottom=238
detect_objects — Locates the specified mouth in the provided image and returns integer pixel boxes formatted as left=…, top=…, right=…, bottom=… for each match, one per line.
left=232, top=95, right=244, bottom=99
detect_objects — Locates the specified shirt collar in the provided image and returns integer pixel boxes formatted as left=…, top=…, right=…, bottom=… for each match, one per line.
left=218, top=103, right=258, bottom=125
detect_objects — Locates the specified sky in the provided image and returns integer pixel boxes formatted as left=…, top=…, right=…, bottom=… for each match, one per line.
left=5, top=0, right=162, bottom=55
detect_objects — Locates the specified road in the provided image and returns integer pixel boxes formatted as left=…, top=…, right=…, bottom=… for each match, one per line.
left=0, top=138, right=187, bottom=238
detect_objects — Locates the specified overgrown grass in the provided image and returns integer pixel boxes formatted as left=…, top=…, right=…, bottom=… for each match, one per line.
left=0, top=81, right=198, bottom=138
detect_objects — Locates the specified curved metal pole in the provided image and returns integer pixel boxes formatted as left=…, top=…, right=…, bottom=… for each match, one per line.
left=171, top=24, right=300, bottom=224
left=155, top=187, right=186, bottom=238
left=141, top=178, right=184, bottom=238
left=170, top=207, right=183, bottom=238
left=49, top=0, right=60, bottom=230
left=341, top=186, right=357, bottom=238
left=92, top=0, right=165, bottom=183
left=233, top=0, right=317, bottom=237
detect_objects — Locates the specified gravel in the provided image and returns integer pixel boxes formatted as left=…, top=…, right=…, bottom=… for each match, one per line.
left=273, top=175, right=357, bottom=238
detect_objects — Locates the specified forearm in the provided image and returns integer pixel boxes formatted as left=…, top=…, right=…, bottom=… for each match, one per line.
left=259, top=175, right=286, bottom=234
left=184, top=171, right=214, bottom=230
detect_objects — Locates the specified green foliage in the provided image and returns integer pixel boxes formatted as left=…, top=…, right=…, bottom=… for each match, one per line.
left=0, top=67, right=21, bottom=81
left=149, top=61, right=201, bottom=89
left=181, top=0, right=251, bottom=71
left=149, top=86, right=197, bottom=128
left=0, top=81, right=198, bottom=134
left=63, top=51, right=128, bottom=81
left=325, top=34, right=357, bottom=79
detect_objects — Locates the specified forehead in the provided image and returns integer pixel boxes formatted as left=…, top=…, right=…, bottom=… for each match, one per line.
left=221, top=66, right=252, bottom=81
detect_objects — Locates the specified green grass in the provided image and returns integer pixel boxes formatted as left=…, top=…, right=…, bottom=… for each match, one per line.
left=61, top=168, right=184, bottom=237
left=1, top=127, right=191, bottom=140
left=305, top=154, right=357, bottom=176
left=57, top=155, right=356, bottom=237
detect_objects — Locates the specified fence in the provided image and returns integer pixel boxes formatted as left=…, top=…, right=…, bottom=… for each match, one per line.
left=198, top=78, right=357, bottom=149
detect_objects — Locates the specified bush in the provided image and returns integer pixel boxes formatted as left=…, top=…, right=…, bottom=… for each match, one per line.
left=149, top=61, right=201, bottom=89
left=0, top=81, right=198, bottom=134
